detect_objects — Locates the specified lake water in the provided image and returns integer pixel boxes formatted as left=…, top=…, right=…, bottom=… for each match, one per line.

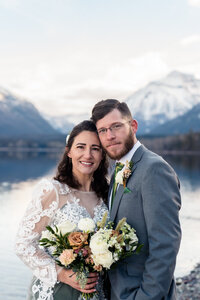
left=0, top=151, right=200, bottom=299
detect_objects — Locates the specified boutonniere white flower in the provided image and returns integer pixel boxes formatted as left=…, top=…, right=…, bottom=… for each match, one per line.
left=115, top=160, right=133, bottom=194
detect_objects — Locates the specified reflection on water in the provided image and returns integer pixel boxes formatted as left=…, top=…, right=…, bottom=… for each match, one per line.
left=0, top=151, right=62, bottom=300
left=163, top=154, right=200, bottom=277
left=163, top=154, right=200, bottom=189
left=0, top=151, right=62, bottom=184
left=0, top=152, right=200, bottom=299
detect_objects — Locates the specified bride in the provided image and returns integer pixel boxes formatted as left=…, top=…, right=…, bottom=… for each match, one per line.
left=15, top=120, right=109, bottom=300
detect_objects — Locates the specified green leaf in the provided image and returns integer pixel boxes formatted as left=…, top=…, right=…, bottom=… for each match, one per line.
left=39, top=238, right=50, bottom=243
left=46, top=226, right=55, bottom=234
left=135, top=244, right=144, bottom=254
left=129, top=161, right=134, bottom=169
left=124, top=187, right=131, bottom=193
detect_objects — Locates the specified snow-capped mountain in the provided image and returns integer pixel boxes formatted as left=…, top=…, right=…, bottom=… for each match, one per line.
left=150, top=103, right=200, bottom=135
left=43, top=113, right=90, bottom=134
left=0, top=87, right=59, bottom=139
left=43, top=114, right=75, bottom=134
left=125, top=71, right=200, bottom=134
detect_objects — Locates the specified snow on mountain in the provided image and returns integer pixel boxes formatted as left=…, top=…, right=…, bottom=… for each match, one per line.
left=43, top=113, right=90, bottom=134
left=0, top=87, right=59, bottom=139
left=66, top=113, right=90, bottom=125
left=43, top=114, right=75, bottom=134
left=125, top=71, right=200, bottom=134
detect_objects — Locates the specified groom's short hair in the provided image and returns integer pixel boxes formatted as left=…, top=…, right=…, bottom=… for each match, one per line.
left=91, top=99, right=132, bottom=124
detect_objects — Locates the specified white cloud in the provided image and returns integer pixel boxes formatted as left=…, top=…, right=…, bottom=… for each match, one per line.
left=3, top=50, right=200, bottom=118
left=104, top=52, right=169, bottom=93
left=0, top=0, right=21, bottom=9
left=180, top=35, right=200, bottom=46
left=0, top=52, right=171, bottom=117
left=187, top=0, right=200, bottom=7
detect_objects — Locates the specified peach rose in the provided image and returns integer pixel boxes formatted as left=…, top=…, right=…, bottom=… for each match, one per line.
left=68, top=232, right=88, bottom=248
left=59, top=249, right=76, bottom=266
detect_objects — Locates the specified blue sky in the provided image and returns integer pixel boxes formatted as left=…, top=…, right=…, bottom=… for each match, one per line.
left=0, top=0, right=200, bottom=116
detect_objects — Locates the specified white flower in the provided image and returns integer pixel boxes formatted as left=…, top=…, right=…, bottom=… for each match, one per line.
left=108, top=236, right=117, bottom=247
left=41, top=229, right=54, bottom=240
left=92, top=250, right=113, bottom=269
left=99, top=228, right=113, bottom=240
left=128, top=232, right=138, bottom=244
left=115, top=243, right=122, bottom=251
left=115, top=169, right=124, bottom=185
left=90, top=231, right=114, bottom=269
left=78, top=218, right=95, bottom=232
left=90, top=232, right=108, bottom=254
left=113, top=252, right=119, bottom=262
left=57, top=220, right=76, bottom=235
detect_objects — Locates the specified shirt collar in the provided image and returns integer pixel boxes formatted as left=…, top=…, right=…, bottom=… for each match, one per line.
left=116, top=140, right=141, bottom=166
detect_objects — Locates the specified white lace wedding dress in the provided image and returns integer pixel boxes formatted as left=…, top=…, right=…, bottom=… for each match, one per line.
left=15, top=178, right=108, bottom=300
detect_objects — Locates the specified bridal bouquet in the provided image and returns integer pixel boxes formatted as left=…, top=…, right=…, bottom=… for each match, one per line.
left=39, top=213, right=142, bottom=299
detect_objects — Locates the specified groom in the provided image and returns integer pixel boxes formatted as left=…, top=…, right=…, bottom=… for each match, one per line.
left=91, top=99, right=181, bottom=300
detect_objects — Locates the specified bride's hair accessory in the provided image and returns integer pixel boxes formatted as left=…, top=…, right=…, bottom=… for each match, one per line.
left=66, top=134, right=70, bottom=145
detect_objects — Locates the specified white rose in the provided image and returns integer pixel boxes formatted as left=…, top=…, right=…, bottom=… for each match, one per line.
left=90, top=233, right=108, bottom=254
left=115, top=169, right=124, bottom=185
left=57, top=220, right=76, bottom=235
left=92, top=250, right=113, bottom=269
left=78, top=218, right=95, bottom=232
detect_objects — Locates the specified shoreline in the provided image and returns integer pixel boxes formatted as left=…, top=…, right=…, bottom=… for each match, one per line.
left=0, top=147, right=200, bottom=155
left=176, top=263, right=200, bottom=299
left=0, top=147, right=63, bottom=152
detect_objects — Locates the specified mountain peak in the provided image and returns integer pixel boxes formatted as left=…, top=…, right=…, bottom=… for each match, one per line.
left=0, top=86, right=25, bottom=105
left=161, top=70, right=197, bottom=87
left=0, top=87, right=10, bottom=101
left=0, top=87, right=59, bottom=138
left=125, top=71, right=200, bottom=134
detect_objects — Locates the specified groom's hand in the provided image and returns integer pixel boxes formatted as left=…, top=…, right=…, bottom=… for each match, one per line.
left=58, top=269, right=98, bottom=293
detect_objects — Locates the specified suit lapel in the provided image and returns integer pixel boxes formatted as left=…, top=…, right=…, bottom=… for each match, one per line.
left=110, top=184, right=124, bottom=220
left=110, top=144, right=145, bottom=221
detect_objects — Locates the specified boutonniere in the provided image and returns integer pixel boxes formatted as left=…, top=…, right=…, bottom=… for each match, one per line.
left=115, top=160, right=133, bottom=194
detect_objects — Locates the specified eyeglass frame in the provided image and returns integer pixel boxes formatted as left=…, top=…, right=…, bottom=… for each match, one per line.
left=97, top=120, right=131, bottom=136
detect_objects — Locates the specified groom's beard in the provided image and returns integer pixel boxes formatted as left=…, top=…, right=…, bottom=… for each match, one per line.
left=105, top=128, right=134, bottom=160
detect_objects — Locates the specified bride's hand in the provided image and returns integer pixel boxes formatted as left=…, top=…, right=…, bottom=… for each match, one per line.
left=58, top=268, right=99, bottom=293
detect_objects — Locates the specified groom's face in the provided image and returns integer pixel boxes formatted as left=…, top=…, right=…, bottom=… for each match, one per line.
left=96, top=109, right=137, bottom=160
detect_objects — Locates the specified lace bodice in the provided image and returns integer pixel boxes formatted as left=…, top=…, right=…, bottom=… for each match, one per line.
left=15, top=178, right=108, bottom=300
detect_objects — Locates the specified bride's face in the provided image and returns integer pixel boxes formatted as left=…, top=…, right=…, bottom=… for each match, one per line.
left=67, top=130, right=103, bottom=178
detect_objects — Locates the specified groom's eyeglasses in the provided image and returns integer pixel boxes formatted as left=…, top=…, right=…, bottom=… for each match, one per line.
left=97, top=121, right=131, bottom=136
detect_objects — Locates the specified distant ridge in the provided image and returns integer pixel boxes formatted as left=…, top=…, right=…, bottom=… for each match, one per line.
left=150, top=103, right=200, bottom=135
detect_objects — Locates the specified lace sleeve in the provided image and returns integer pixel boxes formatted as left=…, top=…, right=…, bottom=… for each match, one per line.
left=15, top=178, right=60, bottom=297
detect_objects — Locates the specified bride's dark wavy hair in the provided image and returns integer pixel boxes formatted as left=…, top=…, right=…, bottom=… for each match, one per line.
left=54, top=120, right=109, bottom=202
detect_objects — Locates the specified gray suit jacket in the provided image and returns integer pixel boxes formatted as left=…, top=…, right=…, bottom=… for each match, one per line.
left=108, top=145, right=181, bottom=300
